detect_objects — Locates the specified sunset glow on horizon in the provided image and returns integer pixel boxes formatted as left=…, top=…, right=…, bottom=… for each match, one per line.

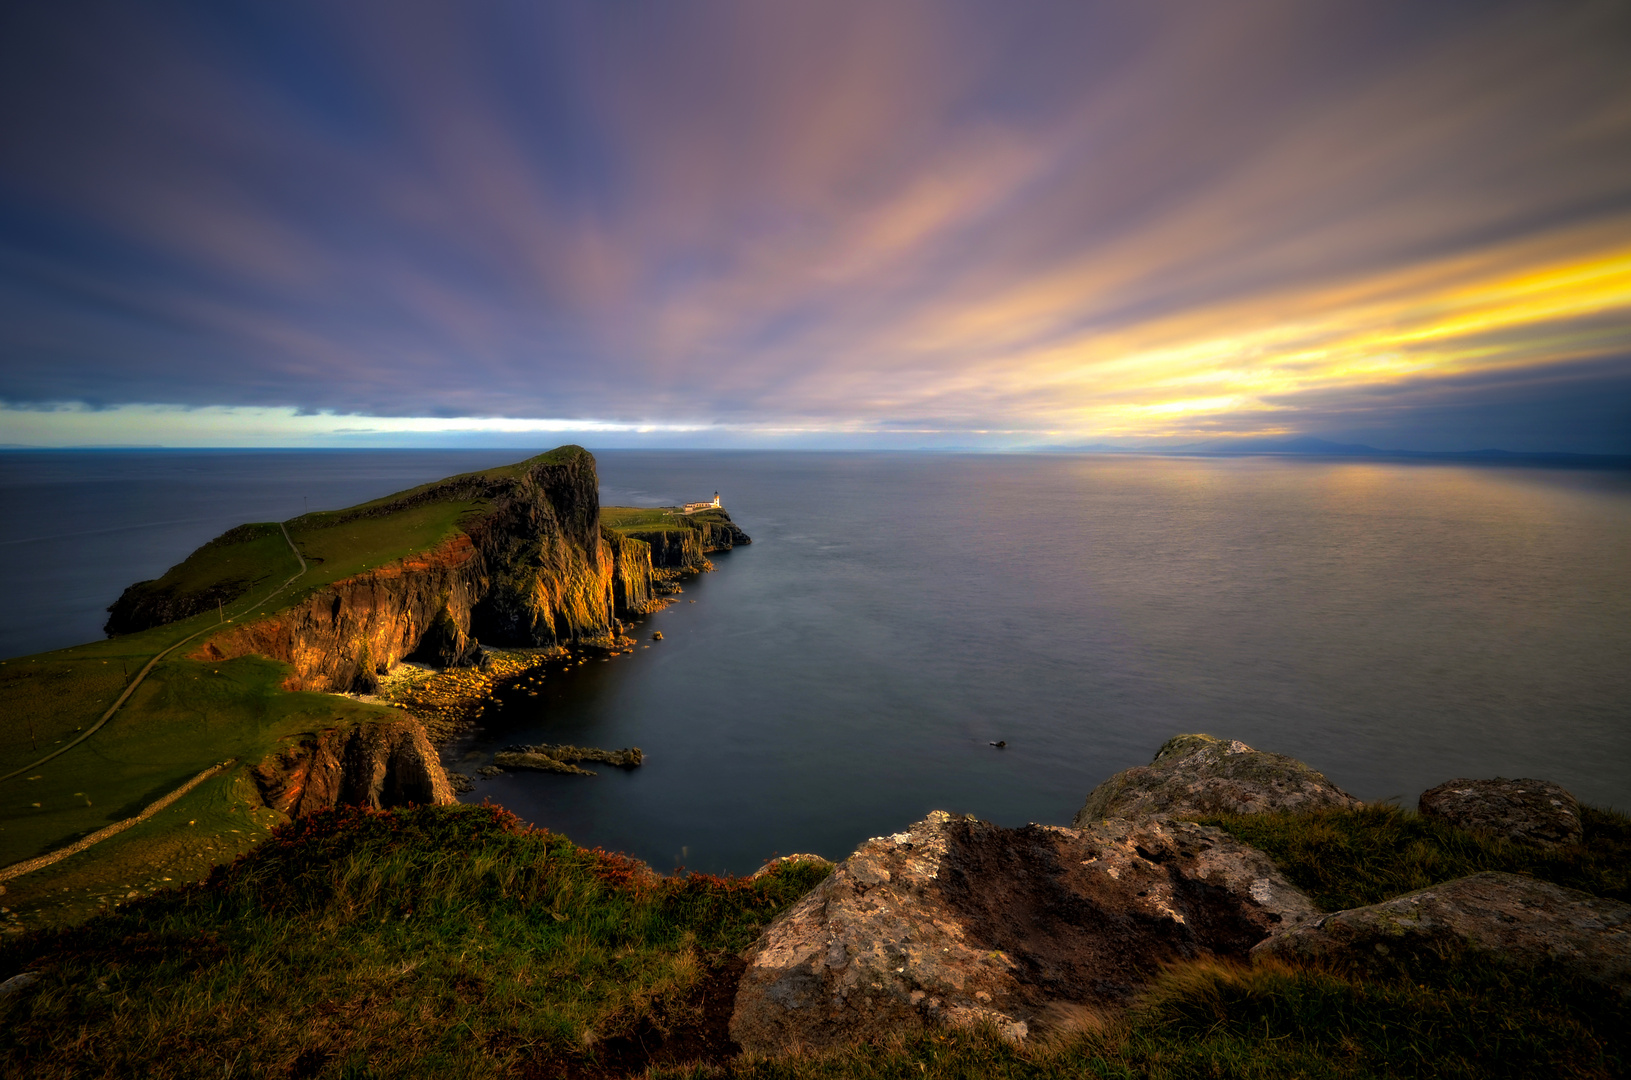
left=2, top=1, right=1628, bottom=451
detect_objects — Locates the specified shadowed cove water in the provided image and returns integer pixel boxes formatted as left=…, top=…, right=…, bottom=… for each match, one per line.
left=3, top=450, right=1628, bottom=874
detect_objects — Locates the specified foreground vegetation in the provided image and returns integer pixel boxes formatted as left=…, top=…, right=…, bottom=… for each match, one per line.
left=2, top=803, right=1626, bottom=1079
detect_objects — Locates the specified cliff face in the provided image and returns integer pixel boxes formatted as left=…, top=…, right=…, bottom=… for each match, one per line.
left=622, top=511, right=752, bottom=571
left=141, top=448, right=752, bottom=695
left=250, top=718, right=455, bottom=817
left=604, top=528, right=658, bottom=614
left=196, top=533, right=487, bottom=693
left=190, top=449, right=642, bottom=693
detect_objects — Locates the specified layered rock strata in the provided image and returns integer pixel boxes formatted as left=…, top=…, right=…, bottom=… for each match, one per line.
left=1074, top=733, right=1362, bottom=824
left=729, top=811, right=1315, bottom=1053
left=176, top=450, right=748, bottom=693
left=196, top=533, right=487, bottom=693
left=250, top=719, right=455, bottom=818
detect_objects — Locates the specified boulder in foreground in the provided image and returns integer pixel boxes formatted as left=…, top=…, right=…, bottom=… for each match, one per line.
left=1074, top=733, right=1362, bottom=825
left=729, top=811, right=1316, bottom=1054
left=1418, top=777, right=1583, bottom=848
left=1252, top=871, right=1631, bottom=997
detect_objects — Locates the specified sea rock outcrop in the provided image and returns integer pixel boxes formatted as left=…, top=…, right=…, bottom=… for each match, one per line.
left=1418, top=777, right=1583, bottom=848
left=1252, top=872, right=1631, bottom=996
left=250, top=718, right=455, bottom=818
left=1073, top=734, right=1362, bottom=825
left=491, top=743, right=643, bottom=776
left=729, top=811, right=1315, bottom=1053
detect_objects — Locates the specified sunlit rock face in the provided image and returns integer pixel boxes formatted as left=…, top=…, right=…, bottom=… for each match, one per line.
left=1074, top=734, right=1363, bottom=825
left=186, top=450, right=639, bottom=692
left=1253, top=872, right=1631, bottom=998
left=172, top=449, right=753, bottom=693
left=1418, top=777, right=1584, bottom=848
left=196, top=532, right=491, bottom=693
left=729, top=811, right=1315, bottom=1054
left=250, top=718, right=455, bottom=817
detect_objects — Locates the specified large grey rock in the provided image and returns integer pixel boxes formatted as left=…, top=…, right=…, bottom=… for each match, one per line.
left=1253, top=872, right=1631, bottom=996
left=729, top=811, right=1315, bottom=1054
left=1074, top=734, right=1362, bottom=825
left=1418, top=778, right=1583, bottom=848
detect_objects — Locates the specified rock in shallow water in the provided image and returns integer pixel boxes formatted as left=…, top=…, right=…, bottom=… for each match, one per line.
left=728, top=810, right=1315, bottom=1054
left=1252, top=872, right=1631, bottom=997
left=1418, top=777, right=1583, bottom=848
left=1073, top=733, right=1362, bottom=825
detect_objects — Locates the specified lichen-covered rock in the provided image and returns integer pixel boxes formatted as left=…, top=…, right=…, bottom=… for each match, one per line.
left=250, top=718, right=455, bottom=817
left=1252, top=872, right=1631, bottom=996
left=729, top=811, right=1315, bottom=1054
left=1073, top=734, right=1362, bottom=825
left=1418, top=778, right=1583, bottom=848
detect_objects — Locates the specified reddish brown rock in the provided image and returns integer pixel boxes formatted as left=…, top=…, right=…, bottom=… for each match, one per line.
left=176, top=451, right=752, bottom=693
left=1074, top=734, right=1362, bottom=825
left=729, top=811, right=1315, bottom=1054
left=250, top=718, right=455, bottom=818
left=1253, top=872, right=1631, bottom=996
left=1418, top=777, right=1583, bottom=848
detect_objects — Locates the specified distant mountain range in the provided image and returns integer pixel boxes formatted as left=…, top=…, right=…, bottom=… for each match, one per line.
left=1037, top=436, right=1631, bottom=466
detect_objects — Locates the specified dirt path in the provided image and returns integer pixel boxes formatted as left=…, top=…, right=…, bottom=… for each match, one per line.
left=0, top=759, right=238, bottom=884
left=0, top=522, right=309, bottom=785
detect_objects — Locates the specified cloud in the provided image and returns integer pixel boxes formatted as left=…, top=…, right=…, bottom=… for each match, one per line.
left=0, top=0, right=1628, bottom=449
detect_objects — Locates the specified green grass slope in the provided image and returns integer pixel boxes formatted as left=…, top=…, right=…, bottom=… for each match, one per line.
left=1, top=449, right=594, bottom=929
left=110, top=446, right=590, bottom=626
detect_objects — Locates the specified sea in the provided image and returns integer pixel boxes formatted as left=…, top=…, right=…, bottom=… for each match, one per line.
left=3, top=449, right=1629, bottom=874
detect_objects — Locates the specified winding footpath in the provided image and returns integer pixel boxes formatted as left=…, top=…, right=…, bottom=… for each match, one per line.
left=0, top=523, right=309, bottom=877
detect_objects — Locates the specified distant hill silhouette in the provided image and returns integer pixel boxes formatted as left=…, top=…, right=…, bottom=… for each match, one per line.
left=1036, top=436, right=1629, bottom=468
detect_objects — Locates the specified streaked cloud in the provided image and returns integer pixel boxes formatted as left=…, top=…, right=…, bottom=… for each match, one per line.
left=0, top=0, right=1627, bottom=450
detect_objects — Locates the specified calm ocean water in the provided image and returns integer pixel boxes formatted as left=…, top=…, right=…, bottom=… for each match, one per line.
left=4, top=449, right=1629, bottom=873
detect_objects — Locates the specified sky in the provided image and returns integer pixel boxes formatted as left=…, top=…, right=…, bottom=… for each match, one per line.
left=1, top=0, right=1629, bottom=452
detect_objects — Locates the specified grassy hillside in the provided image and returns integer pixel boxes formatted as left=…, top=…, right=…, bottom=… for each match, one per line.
left=110, top=446, right=589, bottom=624
left=0, top=449, right=595, bottom=933
left=602, top=505, right=691, bottom=536
left=602, top=504, right=737, bottom=538
left=1, top=803, right=1625, bottom=1079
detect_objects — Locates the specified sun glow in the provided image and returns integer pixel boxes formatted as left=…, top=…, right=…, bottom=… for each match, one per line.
left=985, top=227, right=1631, bottom=439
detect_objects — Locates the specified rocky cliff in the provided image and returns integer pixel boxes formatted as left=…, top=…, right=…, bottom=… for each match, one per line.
left=195, top=532, right=490, bottom=693
left=148, top=447, right=748, bottom=693
left=620, top=510, right=751, bottom=572
left=250, top=718, right=455, bottom=817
